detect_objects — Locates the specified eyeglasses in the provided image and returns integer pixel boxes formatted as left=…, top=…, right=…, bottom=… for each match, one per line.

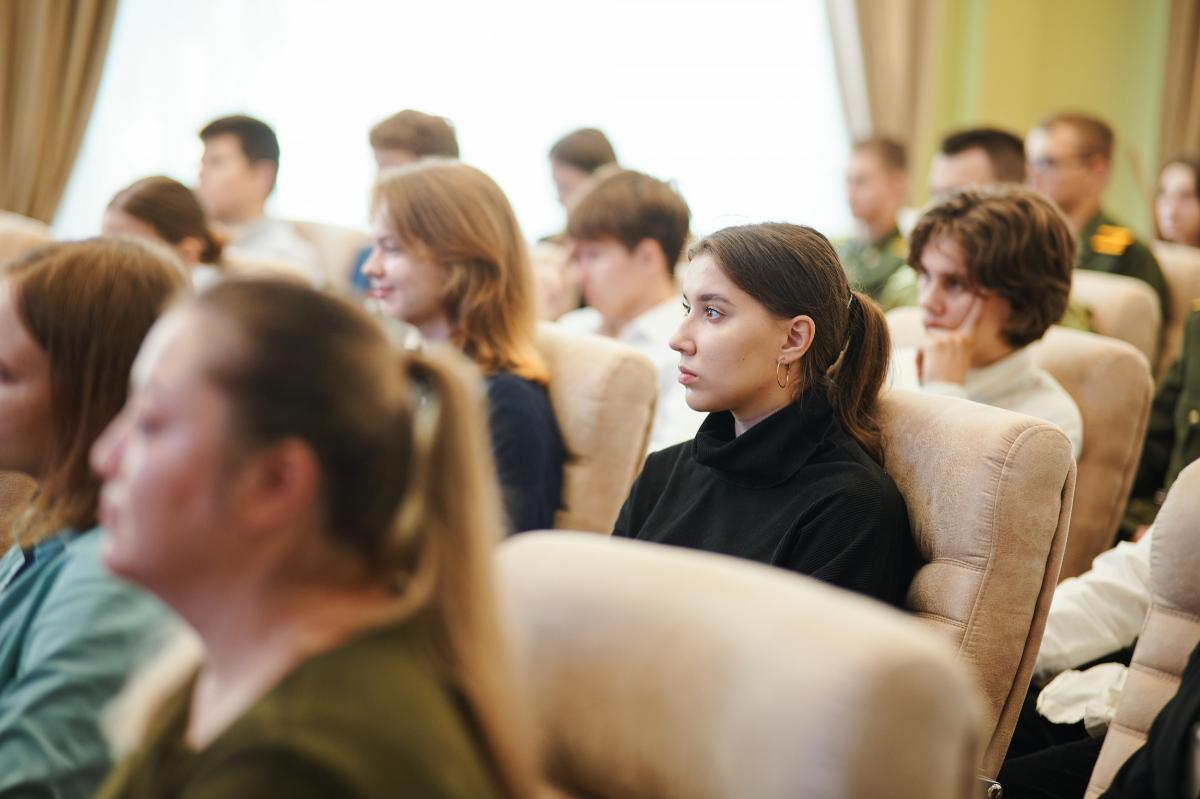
left=1029, top=152, right=1094, bottom=173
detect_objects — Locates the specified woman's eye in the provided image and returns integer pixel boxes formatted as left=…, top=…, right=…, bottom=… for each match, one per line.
left=681, top=303, right=691, bottom=316
left=704, top=306, right=722, bottom=320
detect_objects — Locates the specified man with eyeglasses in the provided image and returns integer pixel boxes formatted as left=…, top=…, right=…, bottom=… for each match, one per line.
left=1026, top=112, right=1168, bottom=320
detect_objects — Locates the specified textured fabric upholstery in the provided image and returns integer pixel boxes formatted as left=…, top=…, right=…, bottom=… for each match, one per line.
left=1151, top=239, right=1200, bottom=378
left=1030, top=327, right=1154, bottom=580
left=1071, top=269, right=1162, bottom=364
left=222, top=249, right=317, bottom=284
left=886, top=309, right=1154, bottom=582
left=1085, top=459, right=1200, bottom=797
left=289, top=219, right=370, bottom=289
left=534, top=323, right=657, bottom=532
left=879, top=388, right=1076, bottom=776
left=0, top=211, right=51, bottom=264
left=498, top=532, right=983, bottom=799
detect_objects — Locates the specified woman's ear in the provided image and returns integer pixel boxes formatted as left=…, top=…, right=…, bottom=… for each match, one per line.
left=236, top=438, right=322, bottom=536
left=175, top=236, right=205, bottom=266
left=779, top=314, right=816, bottom=365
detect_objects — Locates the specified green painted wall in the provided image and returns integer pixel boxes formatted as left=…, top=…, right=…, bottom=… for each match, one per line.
left=915, top=0, right=1170, bottom=235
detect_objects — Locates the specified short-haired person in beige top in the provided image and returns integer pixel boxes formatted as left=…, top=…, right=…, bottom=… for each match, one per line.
left=890, top=186, right=1084, bottom=455
left=91, top=280, right=536, bottom=798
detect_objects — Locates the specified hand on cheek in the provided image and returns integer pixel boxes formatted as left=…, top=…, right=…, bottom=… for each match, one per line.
left=916, top=295, right=983, bottom=386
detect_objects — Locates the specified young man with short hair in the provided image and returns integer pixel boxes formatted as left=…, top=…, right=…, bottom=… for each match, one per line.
left=557, top=169, right=703, bottom=450
left=836, top=137, right=910, bottom=308
left=929, top=126, right=1027, bottom=198
left=368, top=109, right=459, bottom=168
left=1026, top=112, right=1168, bottom=318
left=197, top=114, right=322, bottom=282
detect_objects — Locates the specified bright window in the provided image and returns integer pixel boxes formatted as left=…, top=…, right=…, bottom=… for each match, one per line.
left=55, top=0, right=850, bottom=246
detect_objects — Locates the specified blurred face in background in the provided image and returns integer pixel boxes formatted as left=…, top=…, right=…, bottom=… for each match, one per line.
left=551, top=158, right=591, bottom=208
left=0, top=282, right=52, bottom=477
left=845, top=149, right=906, bottom=232
left=1156, top=162, right=1200, bottom=247
left=1026, top=124, right=1107, bottom=219
left=362, top=208, right=450, bottom=339
left=198, top=133, right=274, bottom=226
left=929, top=148, right=995, bottom=198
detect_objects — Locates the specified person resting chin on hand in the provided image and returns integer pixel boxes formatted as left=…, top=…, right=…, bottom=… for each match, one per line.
left=891, top=186, right=1083, bottom=457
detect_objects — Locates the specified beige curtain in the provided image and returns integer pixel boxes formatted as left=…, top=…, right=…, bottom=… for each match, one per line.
left=1161, top=0, right=1200, bottom=159
left=825, top=0, right=941, bottom=147
left=0, top=0, right=119, bottom=223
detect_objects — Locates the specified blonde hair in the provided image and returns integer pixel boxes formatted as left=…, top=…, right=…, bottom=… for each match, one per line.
left=193, top=279, right=538, bottom=798
left=371, top=160, right=548, bottom=384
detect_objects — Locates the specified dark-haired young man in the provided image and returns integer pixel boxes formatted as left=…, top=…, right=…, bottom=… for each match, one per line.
left=557, top=169, right=703, bottom=450
left=197, top=114, right=321, bottom=282
left=929, top=126, right=1027, bottom=198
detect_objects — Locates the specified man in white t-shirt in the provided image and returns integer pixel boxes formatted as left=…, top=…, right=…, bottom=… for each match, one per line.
left=557, top=169, right=704, bottom=451
left=197, top=114, right=323, bottom=285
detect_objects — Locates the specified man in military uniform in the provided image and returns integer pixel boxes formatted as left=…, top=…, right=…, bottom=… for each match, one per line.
left=1125, top=303, right=1200, bottom=533
left=1027, top=112, right=1169, bottom=320
left=835, top=137, right=911, bottom=308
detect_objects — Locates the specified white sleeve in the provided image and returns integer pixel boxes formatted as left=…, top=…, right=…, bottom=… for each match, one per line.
left=1035, top=530, right=1153, bottom=680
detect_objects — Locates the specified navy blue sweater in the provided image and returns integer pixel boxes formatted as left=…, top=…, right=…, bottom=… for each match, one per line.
left=485, top=373, right=564, bottom=534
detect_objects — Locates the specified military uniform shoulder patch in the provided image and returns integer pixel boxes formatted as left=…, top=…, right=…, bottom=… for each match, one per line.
left=1092, top=224, right=1135, bottom=256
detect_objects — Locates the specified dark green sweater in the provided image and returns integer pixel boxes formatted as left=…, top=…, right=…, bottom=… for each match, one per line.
left=97, top=618, right=503, bottom=799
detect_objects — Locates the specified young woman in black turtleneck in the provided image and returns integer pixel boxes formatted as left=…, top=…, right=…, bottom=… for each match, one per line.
left=614, top=222, right=918, bottom=608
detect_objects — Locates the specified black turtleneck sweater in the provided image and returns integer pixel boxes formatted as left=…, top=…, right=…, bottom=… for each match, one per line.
left=614, top=391, right=918, bottom=608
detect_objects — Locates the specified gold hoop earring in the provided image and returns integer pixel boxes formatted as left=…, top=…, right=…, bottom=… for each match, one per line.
left=776, top=361, right=791, bottom=389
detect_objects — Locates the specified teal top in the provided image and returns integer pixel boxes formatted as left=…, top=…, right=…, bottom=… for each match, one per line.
left=0, top=528, right=173, bottom=798
left=98, top=617, right=505, bottom=799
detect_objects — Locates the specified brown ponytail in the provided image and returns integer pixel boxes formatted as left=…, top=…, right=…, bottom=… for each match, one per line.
left=691, top=223, right=890, bottom=463
left=108, top=176, right=225, bottom=267
left=826, top=291, right=890, bottom=462
left=193, top=279, right=538, bottom=799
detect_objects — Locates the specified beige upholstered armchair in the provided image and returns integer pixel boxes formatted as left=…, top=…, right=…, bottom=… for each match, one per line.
left=1030, top=327, right=1154, bottom=579
left=0, top=211, right=52, bottom=264
left=1070, top=270, right=1162, bottom=365
left=222, top=249, right=319, bottom=285
left=1151, top=239, right=1200, bottom=377
left=878, top=388, right=1076, bottom=777
left=886, top=309, right=1154, bottom=583
left=498, top=532, right=984, bottom=799
left=534, top=323, right=658, bottom=532
left=1084, top=459, right=1200, bottom=797
left=289, top=219, right=371, bottom=289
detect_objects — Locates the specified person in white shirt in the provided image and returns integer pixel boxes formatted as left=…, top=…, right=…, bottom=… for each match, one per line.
left=196, top=115, right=323, bottom=285
left=557, top=169, right=705, bottom=451
left=890, top=186, right=1083, bottom=457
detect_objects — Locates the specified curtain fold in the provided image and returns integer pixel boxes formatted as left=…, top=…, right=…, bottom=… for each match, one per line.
left=1160, top=0, right=1200, bottom=160
left=0, top=0, right=119, bottom=223
left=825, top=0, right=940, bottom=148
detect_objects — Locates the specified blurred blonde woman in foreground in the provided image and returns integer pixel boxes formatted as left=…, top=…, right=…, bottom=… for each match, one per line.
left=93, top=279, right=537, bottom=798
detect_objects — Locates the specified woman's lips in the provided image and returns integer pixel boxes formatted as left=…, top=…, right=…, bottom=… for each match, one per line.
left=678, top=366, right=698, bottom=385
